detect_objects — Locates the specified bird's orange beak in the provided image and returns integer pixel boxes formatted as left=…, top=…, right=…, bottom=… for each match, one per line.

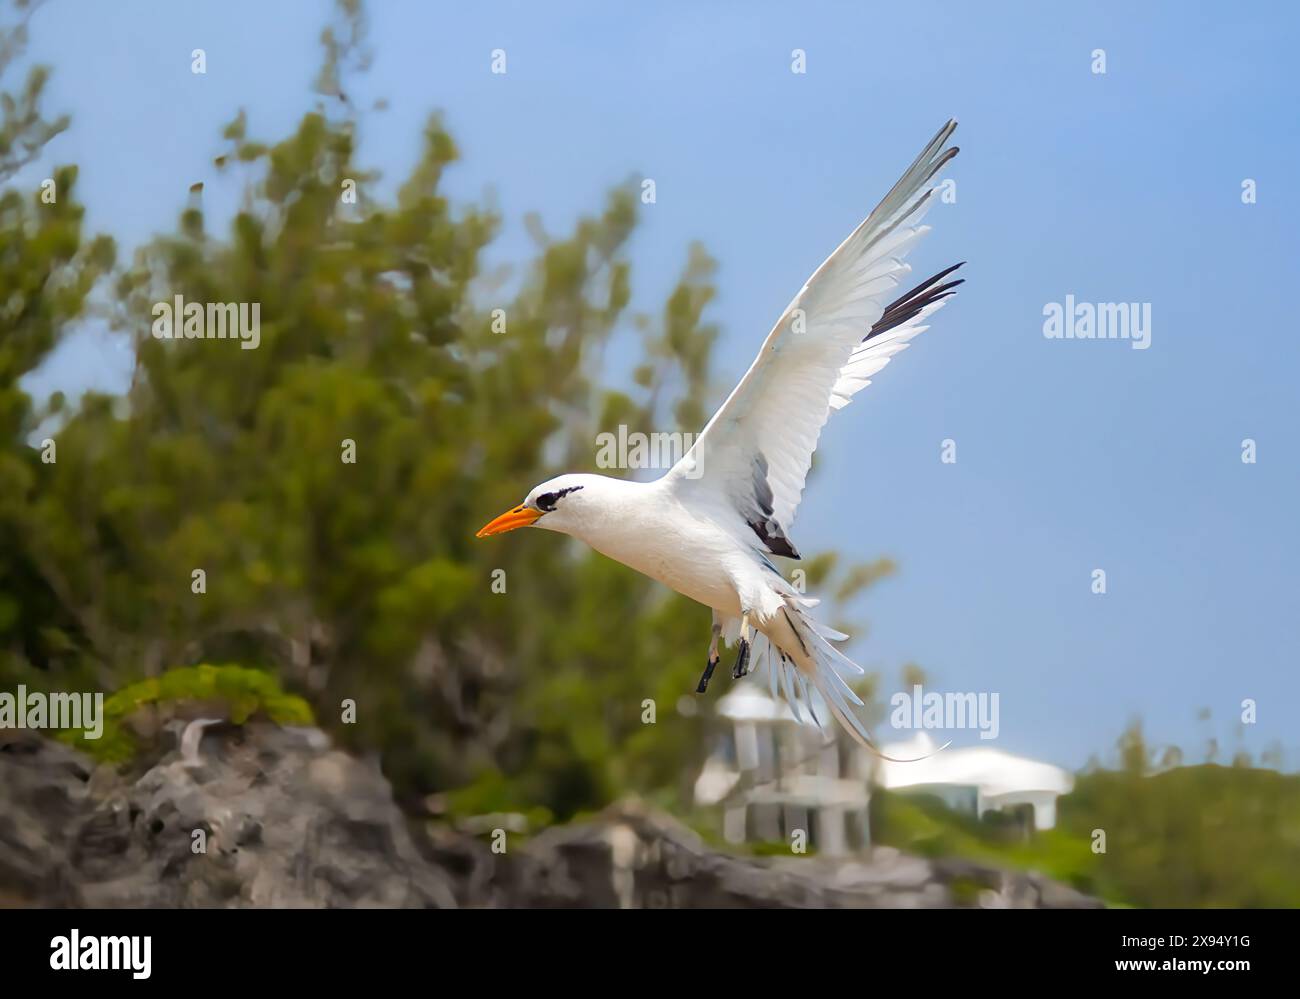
left=475, top=504, right=543, bottom=537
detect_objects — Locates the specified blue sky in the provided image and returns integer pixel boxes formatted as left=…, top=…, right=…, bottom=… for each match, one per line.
left=17, top=1, right=1300, bottom=769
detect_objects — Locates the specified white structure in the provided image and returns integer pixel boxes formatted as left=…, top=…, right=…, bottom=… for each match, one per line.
left=695, top=685, right=1075, bottom=853
left=694, top=684, right=872, bottom=855
left=877, top=732, right=1074, bottom=830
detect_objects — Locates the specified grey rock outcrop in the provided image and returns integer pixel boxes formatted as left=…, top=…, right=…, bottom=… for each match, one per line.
left=0, top=726, right=1101, bottom=909
left=0, top=726, right=455, bottom=908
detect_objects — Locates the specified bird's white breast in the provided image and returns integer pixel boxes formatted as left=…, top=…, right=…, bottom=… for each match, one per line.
left=573, top=481, right=745, bottom=615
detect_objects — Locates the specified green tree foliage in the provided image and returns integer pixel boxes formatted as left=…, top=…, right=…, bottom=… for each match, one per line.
left=1061, top=765, right=1300, bottom=908
left=0, top=0, right=114, bottom=692
left=1049, top=717, right=1300, bottom=907
left=0, top=0, right=67, bottom=178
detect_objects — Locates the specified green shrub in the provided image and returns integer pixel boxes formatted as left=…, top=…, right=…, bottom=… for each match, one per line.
left=59, top=663, right=314, bottom=764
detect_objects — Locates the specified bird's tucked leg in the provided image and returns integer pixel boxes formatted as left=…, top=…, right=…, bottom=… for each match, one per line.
left=731, top=612, right=752, bottom=679
left=696, top=613, right=722, bottom=693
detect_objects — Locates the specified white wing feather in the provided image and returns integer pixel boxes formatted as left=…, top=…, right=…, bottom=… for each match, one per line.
left=666, top=120, right=962, bottom=554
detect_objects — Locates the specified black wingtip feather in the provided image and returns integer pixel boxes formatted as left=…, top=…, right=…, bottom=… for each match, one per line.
left=864, top=262, right=965, bottom=343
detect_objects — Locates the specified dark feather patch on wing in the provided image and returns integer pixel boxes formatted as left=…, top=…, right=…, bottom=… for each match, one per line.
left=746, top=453, right=801, bottom=559
left=864, top=261, right=965, bottom=343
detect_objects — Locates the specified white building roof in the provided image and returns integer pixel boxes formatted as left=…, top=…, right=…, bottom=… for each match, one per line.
left=878, top=732, right=1074, bottom=798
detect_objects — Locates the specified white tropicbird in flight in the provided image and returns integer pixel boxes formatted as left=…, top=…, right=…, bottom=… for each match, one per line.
left=478, top=120, right=964, bottom=756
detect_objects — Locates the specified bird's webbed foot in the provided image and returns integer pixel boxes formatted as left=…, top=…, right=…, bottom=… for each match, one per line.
left=731, top=637, right=751, bottom=679
left=697, top=616, right=723, bottom=693
left=696, top=652, right=720, bottom=693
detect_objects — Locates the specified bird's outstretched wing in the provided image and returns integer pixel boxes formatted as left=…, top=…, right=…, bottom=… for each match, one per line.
left=666, top=120, right=963, bottom=559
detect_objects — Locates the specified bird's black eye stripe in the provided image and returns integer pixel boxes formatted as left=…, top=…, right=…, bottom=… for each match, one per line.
left=536, top=485, right=583, bottom=513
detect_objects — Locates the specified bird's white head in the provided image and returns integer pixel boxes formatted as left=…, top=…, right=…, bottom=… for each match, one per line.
left=475, top=473, right=610, bottom=540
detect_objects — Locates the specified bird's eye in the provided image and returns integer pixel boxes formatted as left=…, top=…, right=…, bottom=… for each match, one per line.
left=535, top=485, right=583, bottom=513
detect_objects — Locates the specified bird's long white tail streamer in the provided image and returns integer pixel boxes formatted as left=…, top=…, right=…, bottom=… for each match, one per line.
left=765, top=598, right=950, bottom=764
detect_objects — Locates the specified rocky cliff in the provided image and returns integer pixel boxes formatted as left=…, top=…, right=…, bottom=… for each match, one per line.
left=0, top=724, right=1100, bottom=908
